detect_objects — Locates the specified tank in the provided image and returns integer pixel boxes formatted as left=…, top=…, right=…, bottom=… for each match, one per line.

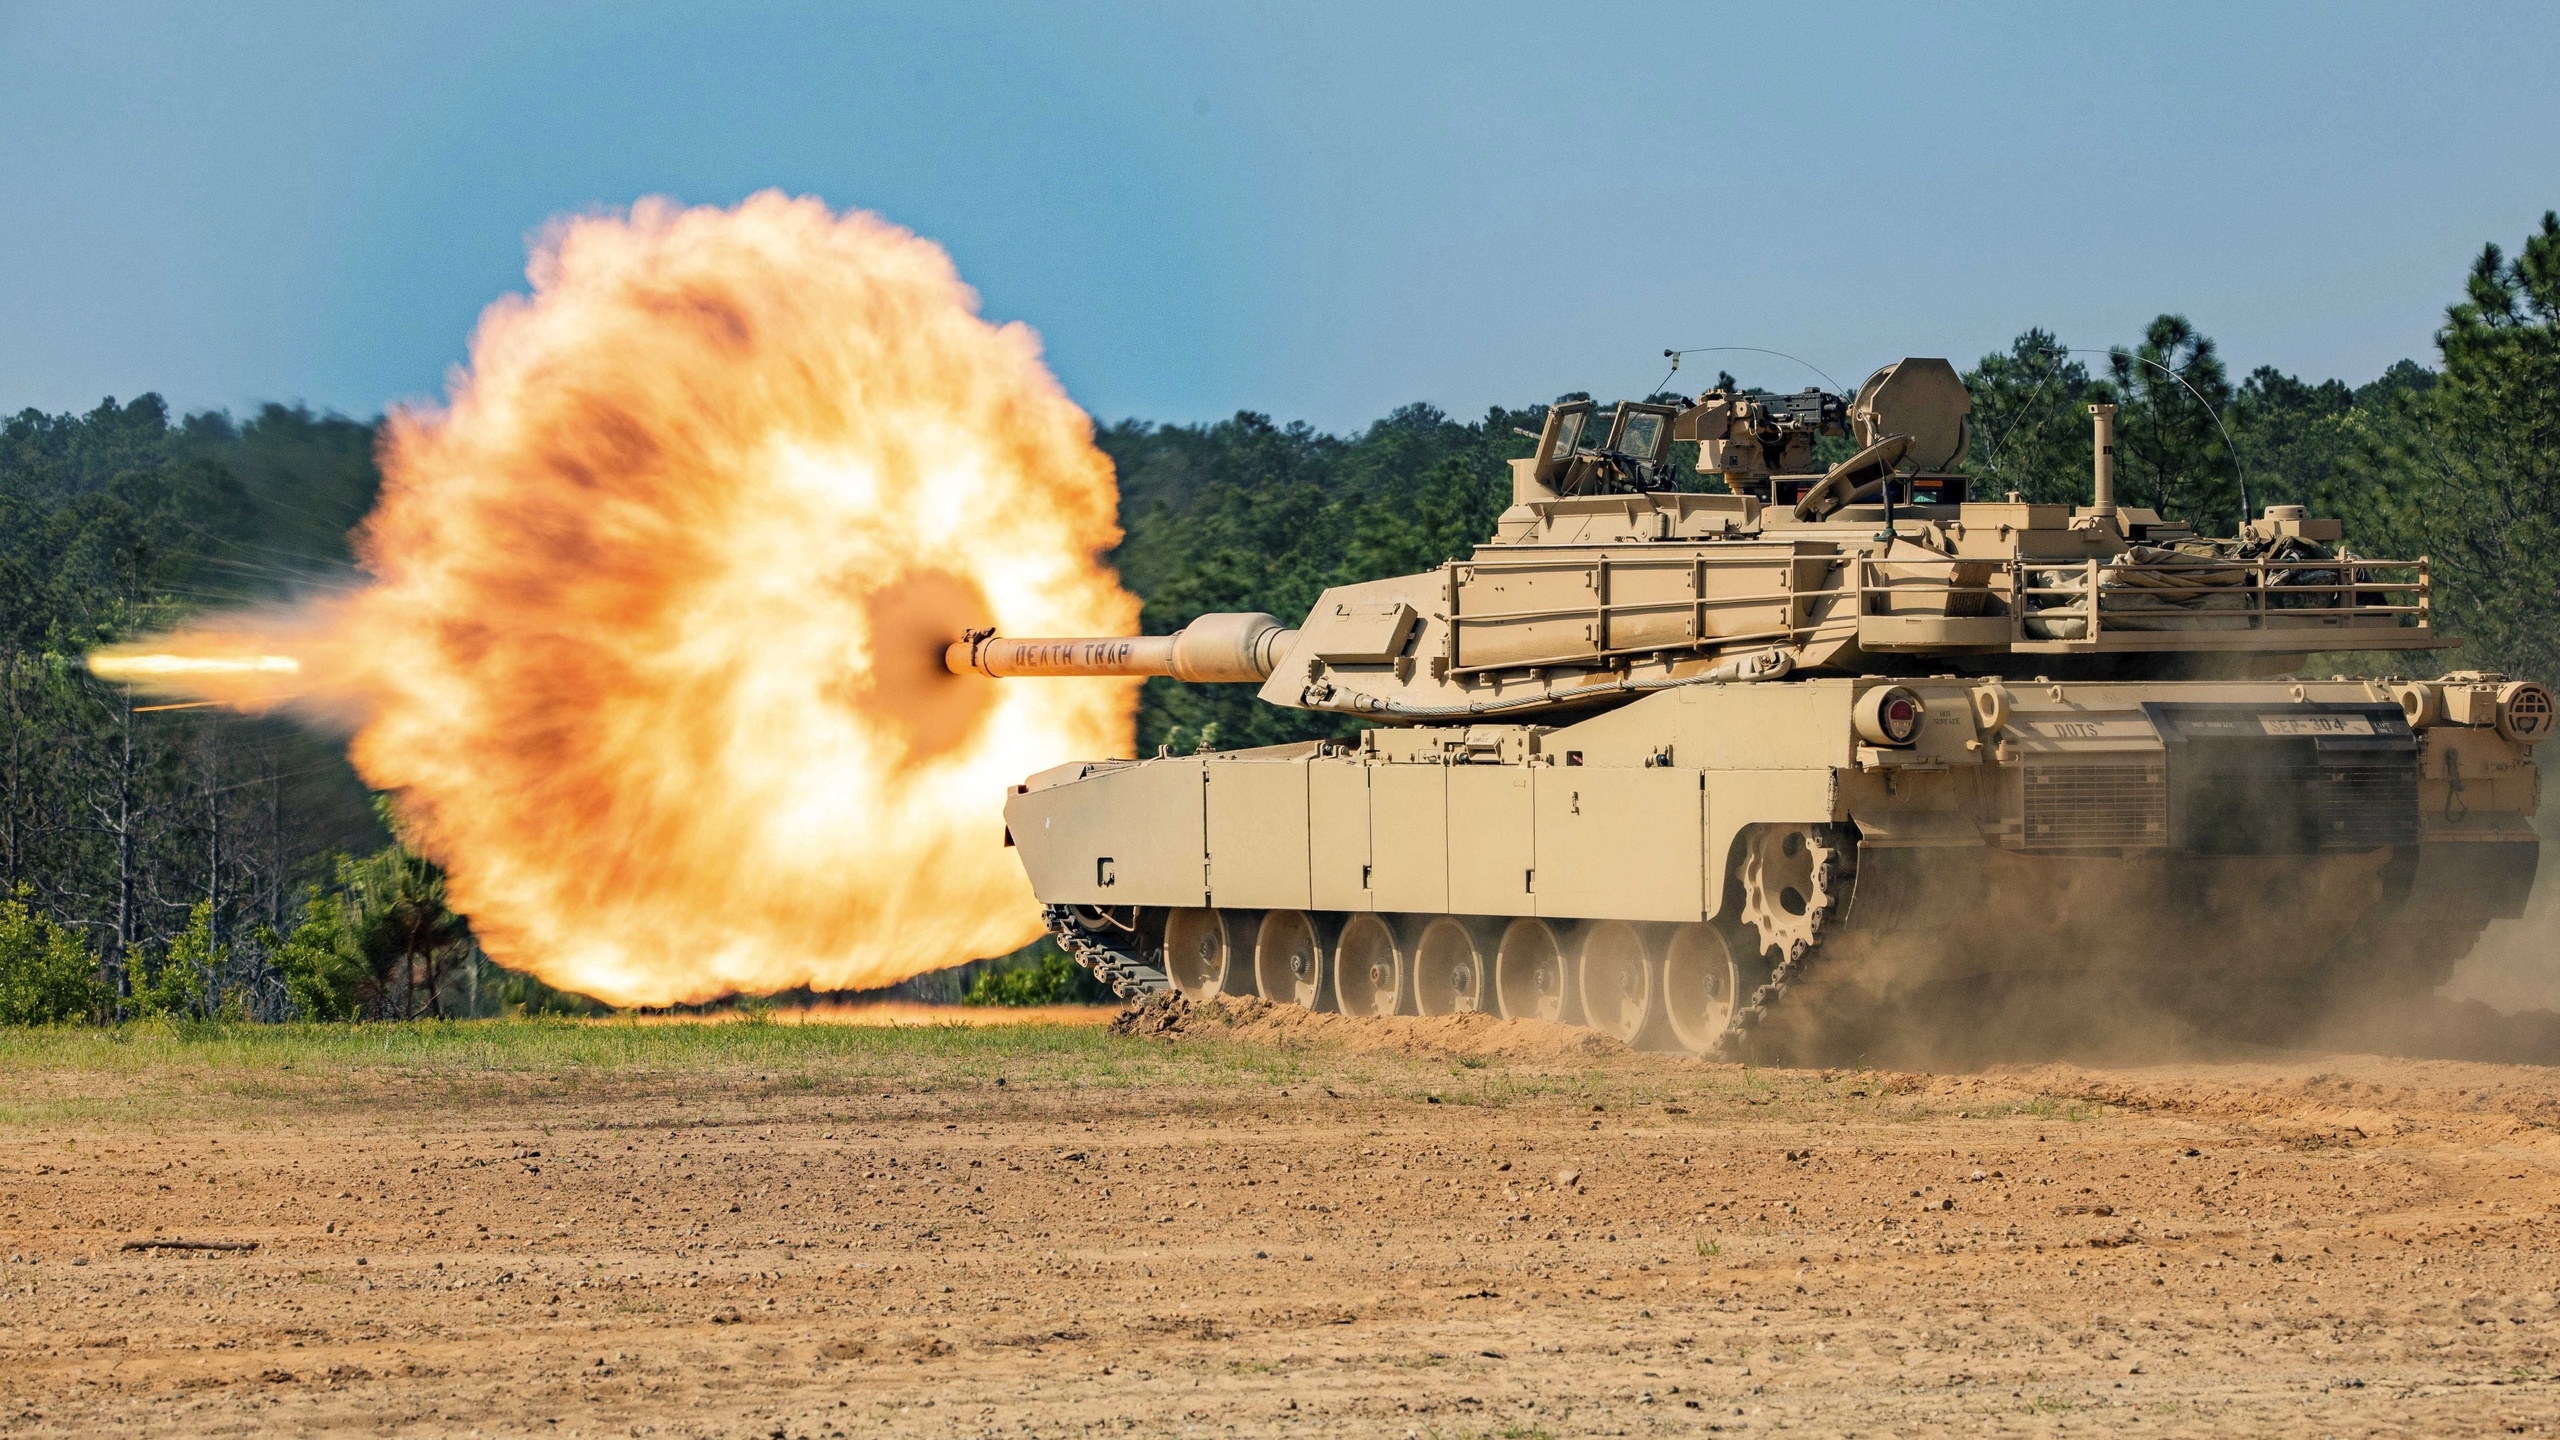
left=948, top=359, right=2552, bottom=1058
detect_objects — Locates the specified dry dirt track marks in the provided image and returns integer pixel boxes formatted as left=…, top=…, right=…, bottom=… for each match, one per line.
left=2, top=1013, right=2559, bottom=1437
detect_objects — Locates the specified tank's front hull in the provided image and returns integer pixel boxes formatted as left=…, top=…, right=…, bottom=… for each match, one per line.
left=1008, top=677, right=2540, bottom=1056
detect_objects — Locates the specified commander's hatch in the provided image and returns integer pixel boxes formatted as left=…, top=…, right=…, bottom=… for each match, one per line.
left=1606, top=402, right=1679, bottom=467
left=1531, top=400, right=1680, bottom=495
left=1530, top=401, right=1591, bottom=490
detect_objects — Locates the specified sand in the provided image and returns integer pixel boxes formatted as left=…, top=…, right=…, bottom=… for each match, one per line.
left=4, top=1005, right=2559, bottom=1436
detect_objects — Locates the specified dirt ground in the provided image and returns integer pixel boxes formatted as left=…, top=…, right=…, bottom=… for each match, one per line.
left=5, top=1002, right=2560, bottom=1438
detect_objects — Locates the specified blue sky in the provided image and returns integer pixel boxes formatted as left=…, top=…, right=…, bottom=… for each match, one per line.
left=5, top=2, right=2557, bottom=432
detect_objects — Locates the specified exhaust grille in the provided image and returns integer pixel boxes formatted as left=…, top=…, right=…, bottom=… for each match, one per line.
left=2143, top=701, right=2422, bottom=854
left=2023, top=763, right=2167, bottom=850
left=2172, top=755, right=2420, bottom=853
left=2319, top=760, right=2418, bottom=847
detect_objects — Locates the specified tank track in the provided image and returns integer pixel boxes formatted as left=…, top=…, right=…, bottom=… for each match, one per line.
left=1052, top=824, right=1859, bottom=1044
left=1042, top=904, right=1171, bottom=1002
left=1050, top=825, right=1854, bottom=1041
left=1714, top=824, right=1856, bottom=1061
left=1716, top=936, right=1815, bottom=1060
left=1054, top=826, right=2520, bottom=1062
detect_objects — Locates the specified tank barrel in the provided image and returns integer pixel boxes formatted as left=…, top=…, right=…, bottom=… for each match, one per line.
left=944, top=634, right=1179, bottom=677
left=944, top=611, right=1297, bottom=684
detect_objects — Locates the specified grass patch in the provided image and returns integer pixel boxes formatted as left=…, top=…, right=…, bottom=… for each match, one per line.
left=0, top=1017, right=1360, bottom=1128
left=0, top=1017, right=1648, bottom=1130
left=2022, top=1095, right=2101, bottom=1124
left=0, top=1013, right=1878, bottom=1132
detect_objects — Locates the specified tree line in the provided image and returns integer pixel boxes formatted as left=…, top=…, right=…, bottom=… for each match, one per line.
left=0, top=401, right=593, bottom=1022
left=1108, top=213, right=2560, bottom=754
left=1, top=213, right=2552, bottom=1020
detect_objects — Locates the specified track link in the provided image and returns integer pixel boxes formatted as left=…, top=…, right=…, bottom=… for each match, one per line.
left=1043, top=904, right=1170, bottom=1002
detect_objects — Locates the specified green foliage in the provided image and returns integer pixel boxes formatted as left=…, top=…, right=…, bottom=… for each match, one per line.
left=0, top=887, right=103, bottom=1024
left=0, top=398, right=381, bottom=643
left=1959, top=321, right=2418, bottom=534
left=963, top=939, right=1111, bottom=1006
left=2345, top=212, right=2560, bottom=682
left=963, top=951, right=1079, bottom=1006
left=2227, top=366, right=2356, bottom=511
left=496, top=965, right=611, bottom=1017
left=0, top=394, right=386, bottom=1005
left=336, top=839, right=474, bottom=1017
left=2107, top=315, right=2240, bottom=531
left=273, top=891, right=369, bottom=1021
left=178, top=403, right=384, bottom=576
left=128, top=898, right=220, bottom=1019
left=270, top=830, right=484, bottom=1021
left=1965, top=329, right=2114, bottom=506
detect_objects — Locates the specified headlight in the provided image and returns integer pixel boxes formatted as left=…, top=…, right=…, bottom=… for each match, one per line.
left=1855, top=686, right=1925, bottom=747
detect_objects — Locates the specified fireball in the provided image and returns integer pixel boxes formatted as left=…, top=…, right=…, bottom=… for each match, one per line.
left=92, top=192, right=1140, bottom=1005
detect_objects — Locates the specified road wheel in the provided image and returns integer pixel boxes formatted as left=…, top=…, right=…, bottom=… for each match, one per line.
left=1162, top=908, right=1242, bottom=1001
left=1411, top=916, right=1488, bottom=1016
left=1253, top=909, right=1334, bottom=1011
left=1493, top=917, right=1568, bottom=1023
left=1662, top=922, right=1745, bottom=1055
left=1575, top=920, right=1655, bottom=1044
left=1334, top=913, right=1403, bottom=1018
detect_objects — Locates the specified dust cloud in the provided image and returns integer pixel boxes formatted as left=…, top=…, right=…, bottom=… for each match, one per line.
left=2372, top=786, right=2560, bottom=1061
left=2441, top=790, right=2560, bottom=1012
left=91, top=193, right=1140, bottom=1006
left=1751, top=796, right=2560, bottom=1071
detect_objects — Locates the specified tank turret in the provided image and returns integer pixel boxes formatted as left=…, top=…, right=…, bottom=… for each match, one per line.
left=950, top=358, right=2548, bottom=1063
left=953, top=359, right=2446, bottom=719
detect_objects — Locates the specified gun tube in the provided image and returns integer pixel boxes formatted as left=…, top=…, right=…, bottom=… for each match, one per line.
left=944, top=611, right=1298, bottom=684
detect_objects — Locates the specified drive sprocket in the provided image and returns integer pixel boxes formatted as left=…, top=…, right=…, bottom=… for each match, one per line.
left=1736, top=823, right=1848, bottom=963
left=1718, top=822, right=1856, bottom=1059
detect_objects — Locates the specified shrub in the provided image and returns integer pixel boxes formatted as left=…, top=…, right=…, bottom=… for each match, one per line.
left=0, top=889, right=105, bottom=1025
left=964, top=941, right=1110, bottom=1006
left=128, top=899, right=222, bottom=1020
left=272, top=889, right=370, bottom=1021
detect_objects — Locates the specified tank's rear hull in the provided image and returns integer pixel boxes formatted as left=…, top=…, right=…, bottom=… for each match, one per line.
left=1009, top=676, right=2539, bottom=1055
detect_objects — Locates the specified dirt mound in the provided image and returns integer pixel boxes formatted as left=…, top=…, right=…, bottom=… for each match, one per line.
left=1124, top=992, right=1638, bottom=1064
left=1107, top=991, right=1192, bottom=1037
